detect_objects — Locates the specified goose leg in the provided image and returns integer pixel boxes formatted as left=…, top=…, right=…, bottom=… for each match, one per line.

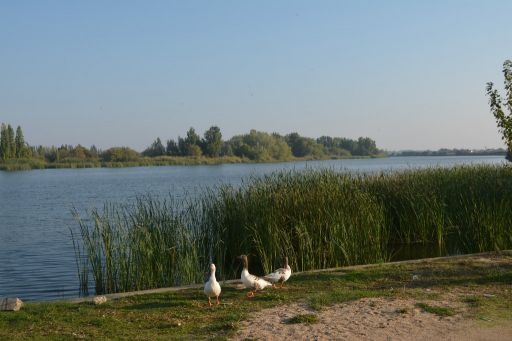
left=216, top=296, right=221, bottom=305
left=208, top=297, right=212, bottom=307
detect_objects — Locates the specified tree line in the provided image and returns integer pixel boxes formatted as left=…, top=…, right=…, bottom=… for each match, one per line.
left=390, top=148, right=507, bottom=157
left=0, top=123, right=381, bottom=165
left=142, top=126, right=381, bottom=160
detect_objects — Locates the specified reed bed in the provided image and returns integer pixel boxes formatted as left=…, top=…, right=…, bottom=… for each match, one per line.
left=71, top=164, right=512, bottom=295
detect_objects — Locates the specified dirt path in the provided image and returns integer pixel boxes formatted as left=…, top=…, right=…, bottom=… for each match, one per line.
left=234, top=297, right=512, bottom=340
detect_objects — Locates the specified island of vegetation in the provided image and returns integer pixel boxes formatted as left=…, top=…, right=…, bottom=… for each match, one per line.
left=0, top=124, right=384, bottom=171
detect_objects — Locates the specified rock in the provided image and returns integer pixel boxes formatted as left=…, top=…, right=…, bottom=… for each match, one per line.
left=0, top=297, right=23, bottom=311
left=93, top=296, right=107, bottom=305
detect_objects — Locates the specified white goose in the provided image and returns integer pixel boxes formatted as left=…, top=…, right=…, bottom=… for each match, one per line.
left=264, top=256, right=292, bottom=288
left=204, top=263, right=221, bottom=307
left=237, top=255, right=272, bottom=297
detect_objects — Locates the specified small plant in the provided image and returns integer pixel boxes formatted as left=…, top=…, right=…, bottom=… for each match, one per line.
left=286, top=313, right=319, bottom=324
left=463, top=296, right=481, bottom=307
left=415, top=302, right=455, bottom=317
left=395, top=307, right=408, bottom=314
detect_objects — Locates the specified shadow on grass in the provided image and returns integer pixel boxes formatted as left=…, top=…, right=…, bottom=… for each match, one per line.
left=124, top=301, right=189, bottom=310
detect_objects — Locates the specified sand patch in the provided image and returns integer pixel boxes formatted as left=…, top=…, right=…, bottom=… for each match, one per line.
left=234, top=297, right=512, bottom=340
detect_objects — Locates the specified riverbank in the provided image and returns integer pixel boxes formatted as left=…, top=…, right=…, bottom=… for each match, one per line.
left=0, top=154, right=386, bottom=171
left=1, top=252, right=511, bottom=340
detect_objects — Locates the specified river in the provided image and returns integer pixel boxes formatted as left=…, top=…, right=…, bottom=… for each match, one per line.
left=0, top=156, right=506, bottom=300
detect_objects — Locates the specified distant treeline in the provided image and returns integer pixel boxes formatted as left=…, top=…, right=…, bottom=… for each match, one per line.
left=0, top=123, right=382, bottom=169
left=390, top=148, right=507, bottom=157
left=142, top=126, right=381, bottom=160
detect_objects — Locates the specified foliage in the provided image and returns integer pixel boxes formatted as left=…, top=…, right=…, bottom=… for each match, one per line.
left=285, top=132, right=325, bottom=157
left=0, top=124, right=31, bottom=160
left=228, top=129, right=293, bottom=161
left=316, top=135, right=379, bottom=156
left=1, top=123, right=385, bottom=170
left=487, top=60, right=512, bottom=161
left=72, top=165, right=512, bottom=295
left=166, top=139, right=180, bottom=156
left=142, top=137, right=166, bottom=157
left=101, top=147, right=140, bottom=162
left=202, top=126, right=222, bottom=157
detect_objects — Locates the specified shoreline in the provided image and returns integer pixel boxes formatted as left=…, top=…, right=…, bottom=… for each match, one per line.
left=0, top=154, right=386, bottom=172
left=2, top=250, right=511, bottom=340
left=59, top=250, right=512, bottom=304
left=0, top=153, right=506, bottom=172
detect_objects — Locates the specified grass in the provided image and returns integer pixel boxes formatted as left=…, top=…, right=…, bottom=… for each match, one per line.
left=71, top=165, right=512, bottom=296
left=285, top=313, right=319, bottom=324
left=1, top=254, right=511, bottom=340
left=415, top=302, right=455, bottom=316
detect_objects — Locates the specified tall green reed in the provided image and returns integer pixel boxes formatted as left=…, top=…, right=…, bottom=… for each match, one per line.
left=71, top=165, right=512, bottom=295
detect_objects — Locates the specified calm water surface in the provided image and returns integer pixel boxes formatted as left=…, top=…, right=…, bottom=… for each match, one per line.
left=0, top=156, right=506, bottom=300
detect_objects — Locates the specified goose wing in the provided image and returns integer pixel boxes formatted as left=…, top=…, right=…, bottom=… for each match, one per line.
left=264, top=268, right=287, bottom=283
left=254, top=276, right=272, bottom=290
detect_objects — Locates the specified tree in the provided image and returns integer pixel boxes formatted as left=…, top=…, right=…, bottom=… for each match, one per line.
left=285, top=132, right=325, bottom=158
left=354, top=137, right=378, bottom=156
left=203, top=126, right=222, bottom=157
left=185, top=127, right=200, bottom=146
left=89, top=145, right=99, bottom=159
left=177, top=136, right=187, bottom=156
left=102, top=147, right=140, bottom=162
left=6, top=124, right=15, bottom=159
left=228, top=129, right=292, bottom=161
left=487, top=60, right=512, bottom=161
left=187, top=144, right=203, bottom=156
left=15, top=126, right=25, bottom=158
left=166, top=139, right=180, bottom=156
left=70, top=145, right=88, bottom=160
left=0, top=123, right=7, bottom=160
left=183, top=127, right=202, bottom=156
left=142, top=137, right=166, bottom=157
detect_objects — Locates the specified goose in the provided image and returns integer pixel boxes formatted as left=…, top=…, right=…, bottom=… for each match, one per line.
left=204, top=263, right=221, bottom=307
left=264, top=256, right=292, bottom=288
left=237, top=255, right=272, bottom=297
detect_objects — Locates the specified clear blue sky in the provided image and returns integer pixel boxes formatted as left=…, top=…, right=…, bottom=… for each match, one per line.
left=1, top=1, right=510, bottom=151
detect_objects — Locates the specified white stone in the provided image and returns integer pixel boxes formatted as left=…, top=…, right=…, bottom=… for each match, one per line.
left=93, top=295, right=107, bottom=305
left=0, top=297, right=23, bottom=311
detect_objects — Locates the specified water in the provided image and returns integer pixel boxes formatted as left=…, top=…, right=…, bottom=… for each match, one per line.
left=0, top=156, right=506, bottom=301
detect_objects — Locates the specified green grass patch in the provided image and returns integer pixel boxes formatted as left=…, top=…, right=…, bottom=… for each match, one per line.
left=463, top=296, right=482, bottom=307
left=415, top=302, right=455, bottom=316
left=285, top=313, right=319, bottom=324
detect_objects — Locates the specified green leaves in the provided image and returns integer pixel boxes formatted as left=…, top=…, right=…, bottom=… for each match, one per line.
left=487, top=60, right=512, bottom=161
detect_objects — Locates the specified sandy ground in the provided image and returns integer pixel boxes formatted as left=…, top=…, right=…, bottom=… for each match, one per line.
left=234, top=296, right=512, bottom=341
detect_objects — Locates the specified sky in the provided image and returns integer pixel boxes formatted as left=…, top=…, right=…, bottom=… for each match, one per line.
left=0, top=1, right=511, bottom=151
